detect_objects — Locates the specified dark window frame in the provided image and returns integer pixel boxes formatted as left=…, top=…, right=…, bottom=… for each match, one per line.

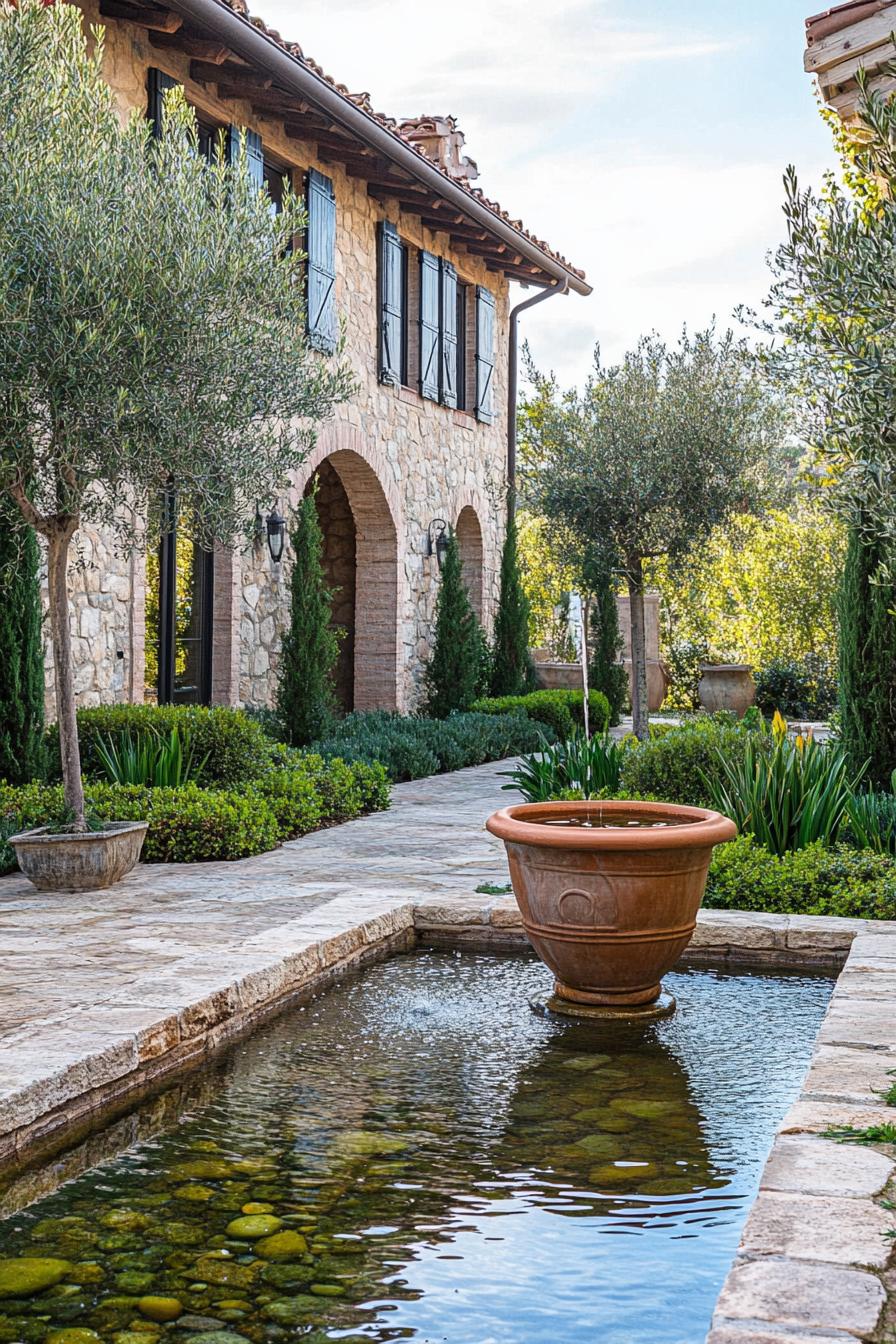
left=155, top=490, right=215, bottom=707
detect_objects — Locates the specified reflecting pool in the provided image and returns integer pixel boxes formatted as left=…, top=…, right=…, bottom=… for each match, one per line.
left=0, top=953, right=832, bottom=1344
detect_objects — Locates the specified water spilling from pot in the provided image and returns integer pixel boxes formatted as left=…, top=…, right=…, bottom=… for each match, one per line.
left=0, top=953, right=831, bottom=1344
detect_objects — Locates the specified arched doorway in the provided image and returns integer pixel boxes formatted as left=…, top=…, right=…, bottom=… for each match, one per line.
left=305, top=460, right=356, bottom=711
left=303, top=449, right=399, bottom=712
left=455, top=505, right=484, bottom=622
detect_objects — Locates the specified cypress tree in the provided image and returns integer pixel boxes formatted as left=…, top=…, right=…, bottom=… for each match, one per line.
left=423, top=530, right=485, bottom=717
left=276, top=488, right=339, bottom=746
left=584, top=553, right=628, bottom=727
left=0, top=510, right=45, bottom=783
left=490, top=510, right=536, bottom=697
left=838, top=527, right=896, bottom=787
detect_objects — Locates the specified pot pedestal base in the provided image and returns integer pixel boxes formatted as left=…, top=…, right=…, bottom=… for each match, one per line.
left=529, top=988, right=677, bottom=1022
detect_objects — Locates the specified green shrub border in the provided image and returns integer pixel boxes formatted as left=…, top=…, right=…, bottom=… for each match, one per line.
left=471, top=690, right=611, bottom=740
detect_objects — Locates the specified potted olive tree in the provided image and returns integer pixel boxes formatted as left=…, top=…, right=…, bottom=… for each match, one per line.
left=0, top=0, right=352, bottom=890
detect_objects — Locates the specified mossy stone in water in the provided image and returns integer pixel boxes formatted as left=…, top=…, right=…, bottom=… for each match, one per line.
left=309, top=1283, right=345, bottom=1297
left=192, top=1259, right=257, bottom=1290
left=571, top=1134, right=623, bottom=1160
left=560, top=1055, right=612, bottom=1071
left=115, top=1271, right=156, bottom=1295
left=45, top=1330, right=103, bottom=1344
left=180, top=1334, right=250, bottom=1344
left=113, top=1333, right=160, bottom=1344
left=0, top=1258, right=73, bottom=1298
left=608, top=1098, right=685, bottom=1120
left=67, top=1264, right=105, bottom=1285
left=173, top=1186, right=216, bottom=1203
left=588, top=1160, right=661, bottom=1186
left=170, top=1161, right=239, bottom=1182
left=102, top=1211, right=151, bottom=1232
left=332, top=1131, right=407, bottom=1157
left=573, top=1106, right=638, bottom=1133
left=253, top=1231, right=308, bottom=1261
left=260, top=1263, right=311, bottom=1290
left=224, top=1216, right=282, bottom=1240
left=137, top=1296, right=183, bottom=1322
left=240, top=1203, right=274, bottom=1215
left=262, top=1296, right=322, bottom=1324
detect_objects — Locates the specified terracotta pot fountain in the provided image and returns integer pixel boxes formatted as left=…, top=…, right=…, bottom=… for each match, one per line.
left=486, top=800, right=736, bottom=1009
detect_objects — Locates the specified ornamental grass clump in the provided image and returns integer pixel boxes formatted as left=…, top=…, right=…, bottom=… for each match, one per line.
left=706, top=713, right=861, bottom=856
left=844, top=772, right=896, bottom=856
left=500, top=733, right=628, bottom=803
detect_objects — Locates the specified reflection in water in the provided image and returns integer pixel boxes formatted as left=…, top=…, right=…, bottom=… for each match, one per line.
left=0, top=953, right=831, bottom=1344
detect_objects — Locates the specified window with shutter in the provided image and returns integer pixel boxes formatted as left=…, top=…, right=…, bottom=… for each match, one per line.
left=227, top=126, right=264, bottom=191
left=418, top=250, right=440, bottom=401
left=456, top=284, right=468, bottom=411
left=378, top=221, right=406, bottom=387
left=440, top=261, right=458, bottom=409
left=475, top=286, right=496, bottom=423
left=306, top=168, right=337, bottom=354
left=147, top=68, right=179, bottom=138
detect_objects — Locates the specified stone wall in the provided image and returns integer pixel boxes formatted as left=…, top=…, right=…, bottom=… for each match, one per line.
left=52, top=1, right=510, bottom=717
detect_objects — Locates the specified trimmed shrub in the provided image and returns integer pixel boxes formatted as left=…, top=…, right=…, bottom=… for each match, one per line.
left=620, top=714, right=767, bottom=808
left=311, top=710, right=553, bottom=783
left=472, top=690, right=611, bottom=740
left=490, top=511, right=537, bottom=697
left=0, top=756, right=391, bottom=870
left=0, top=779, right=278, bottom=869
left=839, top=530, right=896, bottom=788
left=46, top=705, right=272, bottom=787
left=755, top=655, right=837, bottom=721
left=423, top=531, right=487, bottom=717
left=0, top=512, right=45, bottom=784
left=276, top=487, right=339, bottom=747
left=705, top=833, right=896, bottom=921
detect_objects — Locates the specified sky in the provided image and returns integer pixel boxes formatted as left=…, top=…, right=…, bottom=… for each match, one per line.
left=257, top=0, right=836, bottom=389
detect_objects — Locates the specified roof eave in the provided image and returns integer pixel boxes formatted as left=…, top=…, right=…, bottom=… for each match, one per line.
left=166, top=0, right=592, bottom=296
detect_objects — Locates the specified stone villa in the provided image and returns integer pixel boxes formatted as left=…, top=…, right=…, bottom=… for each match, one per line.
left=54, top=0, right=589, bottom=716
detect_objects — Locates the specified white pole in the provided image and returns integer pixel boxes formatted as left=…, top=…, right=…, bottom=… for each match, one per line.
left=568, top=591, right=590, bottom=739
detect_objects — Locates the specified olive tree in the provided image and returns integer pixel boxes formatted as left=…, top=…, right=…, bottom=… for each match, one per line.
left=0, top=0, right=353, bottom=826
left=520, top=330, right=787, bottom=738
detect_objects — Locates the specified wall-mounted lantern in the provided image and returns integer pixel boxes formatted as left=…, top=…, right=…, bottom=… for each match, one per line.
left=265, top=503, right=287, bottom=564
left=426, top=518, right=450, bottom=570
left=256, top=501, right=287, bottom=564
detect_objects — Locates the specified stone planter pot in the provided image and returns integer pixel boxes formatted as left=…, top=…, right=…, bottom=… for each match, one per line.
left=9, top=821, right=148, bottom=892
left=698, top=664, right=756, bottom=717
left=486, top=800, right=736, bottom=1006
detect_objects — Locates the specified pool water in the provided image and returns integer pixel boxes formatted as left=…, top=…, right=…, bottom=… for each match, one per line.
left=0, top=953, right=831, bottom=1344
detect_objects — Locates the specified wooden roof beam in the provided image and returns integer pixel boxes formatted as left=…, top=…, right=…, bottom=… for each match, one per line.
left=149, top=30, right=231, bottom=61
left=190, top=59, right=269, bottom=85
left=100, top=0, right=182, bottom=31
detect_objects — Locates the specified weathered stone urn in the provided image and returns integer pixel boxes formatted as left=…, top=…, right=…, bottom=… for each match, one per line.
left=697, top=664, right=756, bottom=717
left=9, top=821, right=148, bottom=892
left=486, top=800, right=736, bottom=1006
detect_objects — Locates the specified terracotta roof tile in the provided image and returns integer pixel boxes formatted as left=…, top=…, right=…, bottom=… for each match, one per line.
left=213, top=0, right=585, bottom=281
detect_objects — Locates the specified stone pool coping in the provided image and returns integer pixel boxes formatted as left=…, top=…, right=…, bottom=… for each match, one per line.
left=1, top=757, right=894, bottom=1340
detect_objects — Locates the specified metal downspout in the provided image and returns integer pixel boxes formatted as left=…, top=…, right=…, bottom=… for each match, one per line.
left=507, top=280, right=568, bottom=522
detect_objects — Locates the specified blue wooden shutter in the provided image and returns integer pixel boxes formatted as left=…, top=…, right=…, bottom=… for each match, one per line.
left=306, top=169, right=337, bottom=353
left=419, top=250, right=440, bottom=401
left=147, top=68, right=179, bottom=138
left=475, top=286, right=496, bottom=423
left=440, top=261, right=458, bottom=408
left=227, top=126, right=264, bottom=191
left=378, top=221, right=404, bottom=386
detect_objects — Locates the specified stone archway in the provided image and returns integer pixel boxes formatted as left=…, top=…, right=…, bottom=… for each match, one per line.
left=455, top=505, right=484, bottom=623
left=301, top=445, right=400, bottom=712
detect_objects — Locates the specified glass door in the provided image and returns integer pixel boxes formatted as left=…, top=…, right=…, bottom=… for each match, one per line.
left=145, top=493, right=214, bottom=705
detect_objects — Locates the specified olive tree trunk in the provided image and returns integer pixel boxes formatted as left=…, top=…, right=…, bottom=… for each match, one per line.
left=626, top=555, right=649, bottom=741
left=46, top=519, right=86, bottom=828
